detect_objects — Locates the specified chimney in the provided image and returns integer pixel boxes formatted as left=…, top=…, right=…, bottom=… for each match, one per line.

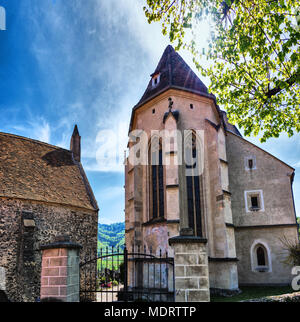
left=70, top=124, right=81, bottom=162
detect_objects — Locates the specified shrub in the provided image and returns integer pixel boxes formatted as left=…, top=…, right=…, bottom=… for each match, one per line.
left=280, top=236, right=300, bottom=266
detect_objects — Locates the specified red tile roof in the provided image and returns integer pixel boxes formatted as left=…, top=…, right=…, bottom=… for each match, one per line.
left=0, top=132, right=98, bottom=211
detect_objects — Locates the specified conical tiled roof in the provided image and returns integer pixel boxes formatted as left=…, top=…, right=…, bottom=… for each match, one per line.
left=129, top=45, right=242, bottom=137
left=136, top=45, right=209, bottom=107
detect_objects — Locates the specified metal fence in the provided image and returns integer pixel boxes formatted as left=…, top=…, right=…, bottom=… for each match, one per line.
left=80, top=246, right=174, bottom=302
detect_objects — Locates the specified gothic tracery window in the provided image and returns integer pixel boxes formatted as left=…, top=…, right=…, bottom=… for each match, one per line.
left=185, top=132, right=202, bottom=237
left=149, top=137, right=164, bottom=220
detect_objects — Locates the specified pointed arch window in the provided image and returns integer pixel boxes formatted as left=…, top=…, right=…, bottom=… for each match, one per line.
left=185, top=132, right=202, bottom=237
left=251, top=242, right=271, bottom=272
left=149, top=137, right=164, bottom=220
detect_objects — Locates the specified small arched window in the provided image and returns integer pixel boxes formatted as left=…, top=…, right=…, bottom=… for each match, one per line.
left=149, top=137, right=164, bottom=220
left=251, top=242, right=271, bottom=272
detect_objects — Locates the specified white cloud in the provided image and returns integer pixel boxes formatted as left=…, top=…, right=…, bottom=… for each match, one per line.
left=25, top=0, right=211, bottom=173
left=293, top=161, right=300, bottom=168
left=31, top=120, right=51, bottom=143
left=12, top=117, right=51, bottom=144
left=98, top=217, right=115, bottom=225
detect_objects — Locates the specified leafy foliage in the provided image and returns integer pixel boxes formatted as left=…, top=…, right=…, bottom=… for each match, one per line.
left=144, top=0, right=300, bottom=142
left=280, top=235, right=300, bottom=266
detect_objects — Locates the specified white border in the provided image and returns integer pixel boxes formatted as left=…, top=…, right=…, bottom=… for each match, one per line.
left=250, top=239, right=272, bottom=273
left=244, top=189, right=264, bottom=213
left=244, top=155, right=256, bottom=171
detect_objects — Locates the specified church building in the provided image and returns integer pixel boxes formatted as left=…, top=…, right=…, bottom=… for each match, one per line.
left=125, top=45, right=299, bottom=295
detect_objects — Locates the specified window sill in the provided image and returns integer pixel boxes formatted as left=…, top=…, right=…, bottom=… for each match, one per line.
left=254, top=266, right=269, bottom=273
left=250, top=207, right=261, bottom=212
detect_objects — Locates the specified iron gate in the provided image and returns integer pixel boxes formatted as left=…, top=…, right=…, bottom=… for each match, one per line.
left=80, top=246, right=175, bottom=302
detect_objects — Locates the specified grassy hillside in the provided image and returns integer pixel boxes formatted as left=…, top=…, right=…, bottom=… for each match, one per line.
left=98, top=222, right=125, bottom=251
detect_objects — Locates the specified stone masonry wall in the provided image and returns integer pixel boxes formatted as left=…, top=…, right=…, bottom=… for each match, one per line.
left=0, top=197, right=98, bottom=302
left=170, top=238, right=210, bottom=302
left=40, top=247, right=80, bottom=302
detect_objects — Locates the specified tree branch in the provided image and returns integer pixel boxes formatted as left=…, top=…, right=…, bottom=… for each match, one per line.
left=265, top=72, right=299, bottom=98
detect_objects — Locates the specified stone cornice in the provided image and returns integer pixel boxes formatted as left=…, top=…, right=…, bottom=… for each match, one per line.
left=234, top=223, right=298, bottom=230
left=208, top=257, right=239, bottom=262
left=169, top=235, right=208, bottom=245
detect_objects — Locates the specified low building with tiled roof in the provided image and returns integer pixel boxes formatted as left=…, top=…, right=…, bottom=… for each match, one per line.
left=0, top=126, right=98, bottom=302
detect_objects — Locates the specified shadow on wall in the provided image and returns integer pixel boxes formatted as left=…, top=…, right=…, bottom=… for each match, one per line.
left=40, top=297, right=64, bottom=302
left=0, top=290, right=10, bottom=302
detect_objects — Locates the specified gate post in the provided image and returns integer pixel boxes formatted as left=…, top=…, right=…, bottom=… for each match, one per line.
left=169, top=236, right=210, bottom=302
left=123, top=247, right=128, bottom=300
left=40, top=236, right=82, bottom=302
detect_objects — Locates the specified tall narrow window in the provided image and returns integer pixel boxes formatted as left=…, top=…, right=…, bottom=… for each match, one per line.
left=251, top=196, right=258, bottom=208
left=149, top=138, right=164, bottom=219
left=248, top=159, right=253, bottom=169
left=185, top=133, right=202, bottom=237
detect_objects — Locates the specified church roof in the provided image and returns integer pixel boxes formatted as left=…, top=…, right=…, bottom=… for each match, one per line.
left=129, top=45, right=242, bottom=137
left=136, top=45, right=210, bottom=107
left=0, top=132, right=98, bottom=211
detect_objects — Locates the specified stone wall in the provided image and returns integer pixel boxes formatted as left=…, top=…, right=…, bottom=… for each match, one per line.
left=40, top=243, right=81, bottom=302
left=0, top=197, right=98, bottom=302
left=235, top=226, right=298, bottom=285
left=226, top=131, right=297, bottom=227
left=169, top=237, right=210, bottom=302
left=208, top=260, right=238, bottom=290
left=226, top=131, right=299, bottom=285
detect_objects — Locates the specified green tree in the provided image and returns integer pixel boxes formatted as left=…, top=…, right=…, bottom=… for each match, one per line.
left=144, top=0, right=300, bottom=142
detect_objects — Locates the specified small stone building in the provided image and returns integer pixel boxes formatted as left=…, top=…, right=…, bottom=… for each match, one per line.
left=125, top=45, right=299, bottom=297
left=0, top=126, right=98, bottom=302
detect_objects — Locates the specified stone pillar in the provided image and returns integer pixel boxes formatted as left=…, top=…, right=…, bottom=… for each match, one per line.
left=40, top=236, right=81, bottom=302
left=164, top=111, right=180, bottom=225
left=169, top=236, right=210, bottom=302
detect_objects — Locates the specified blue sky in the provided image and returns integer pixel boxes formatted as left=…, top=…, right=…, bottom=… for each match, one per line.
left=0, top=0, right=299, bottom=224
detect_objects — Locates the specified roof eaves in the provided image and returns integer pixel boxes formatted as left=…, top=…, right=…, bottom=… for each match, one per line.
left=0, top=131, right=70, bottom=153
left=129, top=85, right=220, bottom=134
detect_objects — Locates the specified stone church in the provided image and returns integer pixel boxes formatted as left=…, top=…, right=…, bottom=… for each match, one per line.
left=0, top=126, right=98, bottom=301
left=125, top=45, right=299, bottom=295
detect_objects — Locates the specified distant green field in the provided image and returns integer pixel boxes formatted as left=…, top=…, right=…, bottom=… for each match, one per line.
left=97, top=256, right=124, bottom=271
